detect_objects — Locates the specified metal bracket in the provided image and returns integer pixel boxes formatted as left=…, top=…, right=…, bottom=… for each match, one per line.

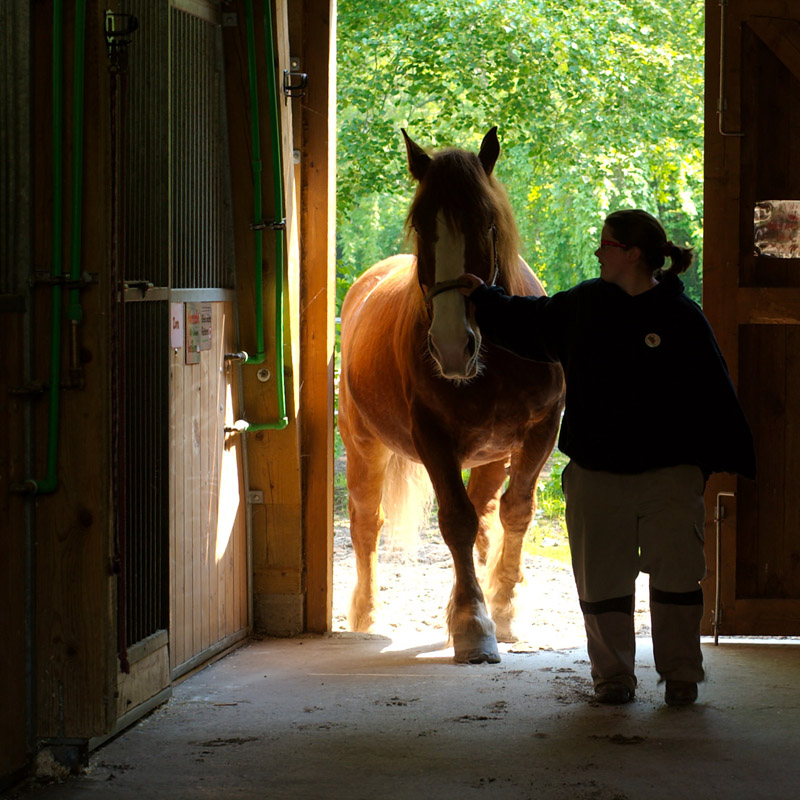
left=32, top=271, right=97, bottom=289
left=283, top=59, right=308, bottom=103
left=8, top=381, right=47, bottom=398
left=250, top=219, right=286, bottom=231
left=713, top=491, right=735, bottom=645
left=104, top=11, right=138, bottom=72
left=124, top=280, right=154, bottom=297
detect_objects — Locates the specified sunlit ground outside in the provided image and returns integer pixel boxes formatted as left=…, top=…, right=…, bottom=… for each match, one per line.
left=331, top=449, right=653, bottom=655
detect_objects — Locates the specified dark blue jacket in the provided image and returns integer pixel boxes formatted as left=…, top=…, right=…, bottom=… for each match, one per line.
left=471, top=275, right=756, bottom=478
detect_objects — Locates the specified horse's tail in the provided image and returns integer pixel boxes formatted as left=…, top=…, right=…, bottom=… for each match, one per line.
left=381, top=454, right=434, bottom=557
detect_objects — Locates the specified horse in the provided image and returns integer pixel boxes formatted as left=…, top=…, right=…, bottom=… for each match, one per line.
left=338, top=127, right=565, bottom=663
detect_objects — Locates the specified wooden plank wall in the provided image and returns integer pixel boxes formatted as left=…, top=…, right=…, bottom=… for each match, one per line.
left=169, top=302, right=248, bottom=672
left=737, top=324, right=800, bottom=601
left=1, top=311, right=28, bottom=785
left=32, top=1, right=117, bottom=739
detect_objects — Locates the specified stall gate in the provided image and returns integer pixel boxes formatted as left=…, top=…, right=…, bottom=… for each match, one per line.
left=115, top=0, right=248, bottom=715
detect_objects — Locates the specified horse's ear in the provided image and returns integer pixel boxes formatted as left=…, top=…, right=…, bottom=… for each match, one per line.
left=402, top=128, right=431, bottom=181
left=478, top=126, right=500, bottom=176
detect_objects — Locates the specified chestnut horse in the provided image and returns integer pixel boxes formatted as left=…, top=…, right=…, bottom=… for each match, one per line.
left=338, top=128, right=565, bottom=663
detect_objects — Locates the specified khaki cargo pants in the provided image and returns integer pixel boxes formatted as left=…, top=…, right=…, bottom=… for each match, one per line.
left=562, top=461, right=707, bottom=690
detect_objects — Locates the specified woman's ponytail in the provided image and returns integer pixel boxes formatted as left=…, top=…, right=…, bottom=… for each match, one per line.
left=659, top=241, right=694, bottom=277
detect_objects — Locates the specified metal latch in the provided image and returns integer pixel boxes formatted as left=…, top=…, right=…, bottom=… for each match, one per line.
left=283, top=56, right=307, bottom=102
left=250, top=219, right=286, bottom=231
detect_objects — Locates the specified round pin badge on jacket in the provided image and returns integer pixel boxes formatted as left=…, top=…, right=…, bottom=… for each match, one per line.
left=645, top=333, right=661, bottom=348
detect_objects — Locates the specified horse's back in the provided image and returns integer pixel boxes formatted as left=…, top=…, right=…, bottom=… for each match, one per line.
left=340, top=253, right=420, bottom=390
left=516, top=255, right=546, bottom=298
left=341, top=255, right=415, bottom=328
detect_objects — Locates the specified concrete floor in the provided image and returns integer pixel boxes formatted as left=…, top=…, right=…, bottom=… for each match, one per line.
left=9, top=633, right=800, bottom=800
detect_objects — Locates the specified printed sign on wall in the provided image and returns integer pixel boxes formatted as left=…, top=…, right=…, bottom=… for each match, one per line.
left=185, top=302, right=213, bottom=365
left=170, top=303, right=184, bottom=349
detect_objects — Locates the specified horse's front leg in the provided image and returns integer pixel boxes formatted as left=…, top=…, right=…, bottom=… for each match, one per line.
left=413, top=426, right=499, bottom=664
left=441, top=497, right=500, bottom=664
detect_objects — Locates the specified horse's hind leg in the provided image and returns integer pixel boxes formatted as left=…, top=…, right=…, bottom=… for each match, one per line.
left=467, top=460, right=507, bottom=566
left=488, top=416, right=560, bottom=642
left=343, top=438, right=390, bottom=633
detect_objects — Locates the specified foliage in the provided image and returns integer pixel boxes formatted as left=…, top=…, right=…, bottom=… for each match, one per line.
left=536, top=448, right=568, bottom=520
left=336, top=0, right=705, bottom=303
left=523, top=450, right=571, bottom=564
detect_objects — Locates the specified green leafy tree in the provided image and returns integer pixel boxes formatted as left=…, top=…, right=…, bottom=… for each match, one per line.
left=337, top=0, right=705, bottom=303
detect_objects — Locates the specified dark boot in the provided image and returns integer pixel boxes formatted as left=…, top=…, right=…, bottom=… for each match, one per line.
left=650, top=587, right=704, bottom=701
left=581, top=595, right=637, bottom=702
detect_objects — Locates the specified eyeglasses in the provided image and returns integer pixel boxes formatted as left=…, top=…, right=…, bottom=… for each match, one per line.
left=600, top=239, right=629, bottom=250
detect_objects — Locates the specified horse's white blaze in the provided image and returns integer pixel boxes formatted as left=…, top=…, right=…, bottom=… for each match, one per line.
left=430, top=212, right=476, bottom=377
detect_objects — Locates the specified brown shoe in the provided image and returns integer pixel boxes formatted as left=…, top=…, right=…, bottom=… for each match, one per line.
left=594, top=681, right=634, bottom=705
left=665, top=680, right=698, bottom=707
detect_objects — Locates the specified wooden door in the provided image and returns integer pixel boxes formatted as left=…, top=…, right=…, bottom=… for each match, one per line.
left=703, top=0, right=800, bottom=635
left=169, top=302, right=249, bottom=676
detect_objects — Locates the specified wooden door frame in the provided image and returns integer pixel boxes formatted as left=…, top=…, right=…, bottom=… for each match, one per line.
left=222, top=0, right=336, bottom=636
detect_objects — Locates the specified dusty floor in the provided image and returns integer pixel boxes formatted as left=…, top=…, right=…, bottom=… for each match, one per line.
left=11, top=635, right=800, bottom=800
left=8, top=526, right=800, bottom=799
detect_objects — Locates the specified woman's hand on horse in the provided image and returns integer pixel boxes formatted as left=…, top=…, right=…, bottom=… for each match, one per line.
left=459, top=274, right=485, bottom=296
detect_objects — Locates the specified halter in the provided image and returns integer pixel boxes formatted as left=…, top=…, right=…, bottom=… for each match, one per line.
left=422, top=223, right=499, bottom=305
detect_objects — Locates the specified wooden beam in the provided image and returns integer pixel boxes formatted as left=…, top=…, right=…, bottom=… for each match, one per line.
left=748, top=17, right=800, bottom=82
left=738, top=287, right=800, bottom=324
left=294, top=0, right=335, bottom=632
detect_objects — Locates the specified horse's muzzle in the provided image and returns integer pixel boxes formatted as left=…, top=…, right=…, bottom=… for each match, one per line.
left=428, top=329, right=480, bottom=380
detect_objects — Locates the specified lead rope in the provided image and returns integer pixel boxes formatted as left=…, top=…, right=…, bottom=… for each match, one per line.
left=489, top=223, right=499, bottom=287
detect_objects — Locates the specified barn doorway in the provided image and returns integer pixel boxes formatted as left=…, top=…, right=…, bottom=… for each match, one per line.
left=330, top=0, right=800, bottom=647
left=329, top=2, right=706, bottom=644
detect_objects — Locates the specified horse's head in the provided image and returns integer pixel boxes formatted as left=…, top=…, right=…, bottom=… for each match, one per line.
left=403, top=127, right=512, bottom=382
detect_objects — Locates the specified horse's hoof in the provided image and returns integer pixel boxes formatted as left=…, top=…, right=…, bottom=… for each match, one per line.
left=453, top=633, right=501, bottom=664
left=493, top=617, right=519, bottom=644
left=348, top=609, right=377, bottom=633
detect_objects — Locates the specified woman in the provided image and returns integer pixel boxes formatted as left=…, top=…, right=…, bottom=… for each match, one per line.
left=460, top=209, right=756, bottom=706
